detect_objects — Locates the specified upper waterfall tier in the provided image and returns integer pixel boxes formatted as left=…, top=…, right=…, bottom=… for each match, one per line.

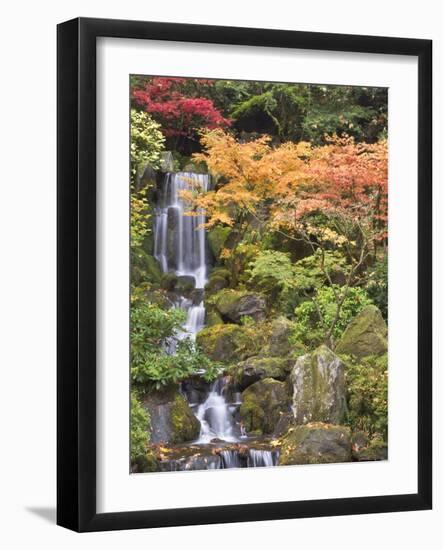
left=154, top=172, right=209, bottom=289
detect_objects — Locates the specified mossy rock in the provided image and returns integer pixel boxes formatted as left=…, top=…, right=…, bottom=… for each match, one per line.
left=211, top=288, right=266, bottom=323
left=141, top=386, right=200, bottom=444
left=175, top=275, right=196, bottom=293
left=231, top=356, right=292, bottom=390
left=335, top=305, right=387, bottom=359
left=205, top=307, right=224, bottom=327
left=196, top=323, right=260, bottom=363
left=142, top=288, right=172, bottom=308
left=208, top=226, right=232, bottom=260
left=279, top=423, right=352, bottom=465
left=131, top=251, right=162, bottom=286
left=205, top=275, right=229, bottom=295
left=352, top=433, right=388, bottom=461
left=132, top=448, right=159, bottom=473
left=239, top=378, right=291, bottom=435
left=160, top=272, right=178, bottom=291
left=170, top=394, right=201, bottom=442
left=210, top=267, right=231, bottom=281
left=267, top=317, right=296, bottom=357
left=291, top=345, right=346, bottom=425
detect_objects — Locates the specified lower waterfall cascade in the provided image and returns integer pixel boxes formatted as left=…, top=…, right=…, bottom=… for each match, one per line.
left=153, top=171, right=279, bottom=470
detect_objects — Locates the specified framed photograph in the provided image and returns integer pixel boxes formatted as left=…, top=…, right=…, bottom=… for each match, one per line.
left=57, top=17, right=432, bottom=532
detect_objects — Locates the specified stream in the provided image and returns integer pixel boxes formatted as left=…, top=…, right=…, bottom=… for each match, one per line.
left=153, top=171, right=279, bottom=470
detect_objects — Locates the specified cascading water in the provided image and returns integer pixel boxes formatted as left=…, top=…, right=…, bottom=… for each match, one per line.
left=195, top=377, right=238, bottom=443
left=153, top=171, right=278, bottom=469
left=154, top=172, right=208, bottom=289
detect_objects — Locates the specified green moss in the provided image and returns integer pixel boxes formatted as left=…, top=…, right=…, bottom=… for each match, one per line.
left=205, top=275, right=229, bottom=295
left=291, top=345, right=346, bottom=425
left=231, top=356, right=291, bottom=388
left=344, top=353, right=388, bottom=438
left=196, top=323, right=261, bottom=362
left=133, top=448, right=159, bottom=473
left=208, top=226, right=232, bottom=260
left=211, top=288, right=247, bottom=313
left=279, top=423, right=352, bottom=465
left=267, top=317, right=296, bottom=357
left=239, top=378, right=291, bottom=435
left=131, top=251, right=162, bottom=286
left=210, top=267, right=230, bottom=280
left=160, top=272, right=178, bottom=291
left=205, top=307, right=224, bottom=327
left=170, top=394, right=200, bottom=443
left=130, top=392, right=151, bottom=462
left=336, top=305, right=387, bottom=359
left=208, top=288, right=266, bottom=323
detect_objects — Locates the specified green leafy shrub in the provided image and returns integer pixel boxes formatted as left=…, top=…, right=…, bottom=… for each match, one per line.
left=345, top=354, right=388, bottom=438
left=365, top=256, right=388, bottom=319
left=131, top=302, right=220, bottom=389
left=292, top=249, right=348, bottom=294
left=130, top=109, right=165, bottom=182
left=130, top=392, right=150, bottom=461
left=292, top=285, right=373, bottom=348
left=246, top=250, right=294, bottom=296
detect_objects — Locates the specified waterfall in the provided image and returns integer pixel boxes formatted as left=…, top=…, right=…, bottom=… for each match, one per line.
left=195, top=378, right=238, bottom=443
left=152, top=171, right=279, bottom=469
left=247, top=449, right=279, bottom=467
left=154, top=172, right=209, bottom=289
left=153, top=172, right=240, bottom=443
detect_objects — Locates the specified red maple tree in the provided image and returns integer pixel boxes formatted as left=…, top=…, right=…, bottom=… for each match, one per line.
left=132, top=78, right=231, bottom=141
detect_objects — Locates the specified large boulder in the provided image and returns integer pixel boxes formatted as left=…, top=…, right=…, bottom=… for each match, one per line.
left=351, top=432, right=388, bottom=462
left=267, top=317, right=295, bottom=357
left=160, top=272, right=178, bottom=291
left=131, top=250, right=162, bottom=286
left=204, top=305, right=224, bottom=327
left=279, top=423, right=352, bottom=465
left=141, top=386, right=200, bottom=444
left=211, top=289, right=266, bottom=323
left=335, top=305, right=387, bottom=359
left=291, top=345, right=346, bottom=425
left=175, top=275, right=196, bottom=293
left=207, top=226, right=232, bottom=260
left=205, top=275, right=229, bottom=295
left=239, top=378, right=291, bottom=435
left=196, top=324, right=260, bottom=363
left=232, top=356, right=292, bottom=390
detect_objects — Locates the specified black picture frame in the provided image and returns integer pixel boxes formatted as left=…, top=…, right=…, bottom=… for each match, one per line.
left=57, top=17, right=432, bottom=532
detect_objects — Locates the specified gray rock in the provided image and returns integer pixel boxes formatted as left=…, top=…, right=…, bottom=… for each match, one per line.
left=175, top=275, right=196, bottom=293
left=212, top=289, right=266, bottom=323
left=239, top=378, right=291, bottom=435
left=335, top=305, right=388, bottom=359
left=268, top=317, right=295, bottom=357
left=279, top=423, right=352, bottom=465
left=232, top=356, right=291, bottom=390
left=291, top=345, right=346, bottom=425
left=141, top=386, right=200, bottom=444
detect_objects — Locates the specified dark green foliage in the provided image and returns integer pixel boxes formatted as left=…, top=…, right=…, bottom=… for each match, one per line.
left=292, top=286, right=373, bottom=348
left=365, top=255, right=388, bottom=319
left=130, top=392, right=150, bottom=461
left=131, top=302, right=220, bottom=389
left=228, top=82, right=387, bottom=143
left=344, top=354, right=388, bottom=439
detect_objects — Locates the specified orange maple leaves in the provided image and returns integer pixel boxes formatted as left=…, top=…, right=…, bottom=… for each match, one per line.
left=182, top=129, right=388, bottom=244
